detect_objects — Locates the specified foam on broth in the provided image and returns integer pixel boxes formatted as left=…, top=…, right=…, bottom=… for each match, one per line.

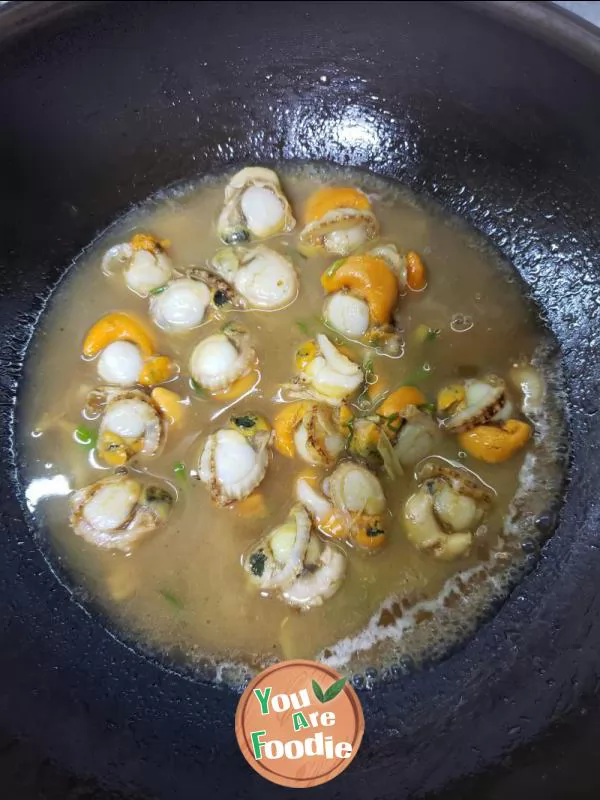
left=19, top=165, right=566, bottom=684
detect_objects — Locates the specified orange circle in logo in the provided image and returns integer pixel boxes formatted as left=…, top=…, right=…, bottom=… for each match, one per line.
left=235, top=660, right=364, bottom=788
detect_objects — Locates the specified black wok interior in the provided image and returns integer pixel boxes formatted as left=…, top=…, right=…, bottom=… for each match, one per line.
left=2, top=2, right=600, bottom=798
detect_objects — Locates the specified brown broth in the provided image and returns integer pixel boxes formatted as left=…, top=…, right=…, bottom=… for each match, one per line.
left=19, top=165, right=565, bottom=683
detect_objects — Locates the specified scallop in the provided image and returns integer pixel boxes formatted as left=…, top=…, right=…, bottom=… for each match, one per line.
left=211, top=245, right=298, bottom=310
left=217, top=167, right=295, bottom=244
left=243, top=505, right=347, bottom=609
left=296, top=461, right=388, bottom=551
left=403, top=461, right=493, bottom=561
left=87, top=387, right=165, bottom=465
left=199, top=426, right=271, bottom=505
left=368, top=243, right=408, bottom=288
left=97, top=341, right=144, bottom=386
left=296, top=334, right=363, bottom=406
left=296, top=476, right=334, bottom=521
left=189, top=325, right=255, bottom=393
left=326, top=461, right=386, bottom=516
left=299, top=208, right=379, bottom=256
left=243, top=505, right=312, bottom=590
left=323, top=292, right=370, bottom=338
left=282, top=538, right=347, bottom=609
left=393, top=409, right=440, bottom=466
left=150, top=278, right=211, bottom=332
left=293, top=405, right=345, bottom=467
left=441, top=376, right=508, bottom=433
left=102, top=241, right=173, bottom=297
left=69, top=471, right=173, bottom=551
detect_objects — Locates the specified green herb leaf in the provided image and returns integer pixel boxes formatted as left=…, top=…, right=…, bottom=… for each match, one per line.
left=425, top=327, right=441, bottom=341
left=159, top=589, right=184, bottom=610
left=366, top=527, right=385, bottom=538
left=74, top=425, right=97, bottom=449
left=323, top=677, right=347, bottom=702
left=149, top=285, right=167, bottom=296
left=190, top=378, right=207, bottom=397
left=249, top=551, right=266, bottom=577
left=312, top=679, right=325, bottom=703
left=232, top=415, right=257, bottom=429
left=296, top=320, right=311, bottom=336
left=419, top=402, right=436, bottom=416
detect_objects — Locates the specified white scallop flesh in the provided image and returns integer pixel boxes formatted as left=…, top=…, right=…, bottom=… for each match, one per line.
left=303, top=334, right=363, bottom=403
left=323, top=292, right=370, bottom=338
left=296, top=477, right=333, bottom=522
left=82, top=479, right=141, bottom=532
left=124, top=249, right=172, bottom=297
left=323, top=224, right=367, bottom=255
left=394, top=414, right=439, bottom=466
left=240, top=185, right=286, bottom=238
left=233, top=247, right=298, bottom=309
left=443, top=378, right=506, bottom=432
left=492, top=399, right=514, bottom=422
left=293, top=416, right=345, bottom=466
left=245, top=506, right=311, bottom=591
left=189, top=333, right=251, bottom=392
left=433, top=483, right=482, bottom=532
left=225, top=167, right=281, bottom=199
left=327, top=462, right=386, bottom=515
left=509, top=365, right=544, bottom=415
left=282, top=542, right=346, bottom=609
left=150, top=279, right=210, bottom=331
left=97, top=341, right=143, bottom=386
left=200, top=429, right=268, bottom=503
left=101, top=398, right=162, bottom=454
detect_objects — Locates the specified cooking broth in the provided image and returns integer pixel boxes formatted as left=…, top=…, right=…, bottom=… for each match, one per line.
left=19, top=164, right=565, bottom=683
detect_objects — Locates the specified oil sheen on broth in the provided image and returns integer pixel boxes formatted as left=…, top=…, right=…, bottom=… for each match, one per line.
left=20, top=165, right=564, bottom=682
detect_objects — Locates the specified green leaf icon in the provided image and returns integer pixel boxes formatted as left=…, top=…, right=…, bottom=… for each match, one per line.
left=312, top=679, right=325, bottom=703
left=323, top=677, right=347, bottom=702
left=312, top=677, right=347, bottom=703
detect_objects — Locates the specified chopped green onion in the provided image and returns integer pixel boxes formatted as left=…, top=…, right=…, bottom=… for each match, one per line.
left=402, top=365, right=430, bottom=387
left=159, top=589, right=184, bottom=610
left=296, top=320, right=311, bottom=336
left=149, top=285, right=167, bottom=296
left=419, top=402, right=436, bottom=416
left=414, top=324, right=441, bottom=344
left=325, top=258, right=345, bottom=278
left=190, top=378, right=207, bottom=397
left=74, top=425, right=97, bottom=448
left=384, top=412, right=403, bottom=434
left=221, top=321, right=244, bottom=336
left=173, top=461, right=187, bottom=480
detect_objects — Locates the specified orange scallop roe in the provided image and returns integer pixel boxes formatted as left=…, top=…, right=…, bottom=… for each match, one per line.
left=321, top=254, right=398, bottom=325
left=305, top=186, right=371, bottom=223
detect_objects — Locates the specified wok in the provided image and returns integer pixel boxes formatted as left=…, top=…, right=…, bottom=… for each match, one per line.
left=2, top=1, right=600, bottom=797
